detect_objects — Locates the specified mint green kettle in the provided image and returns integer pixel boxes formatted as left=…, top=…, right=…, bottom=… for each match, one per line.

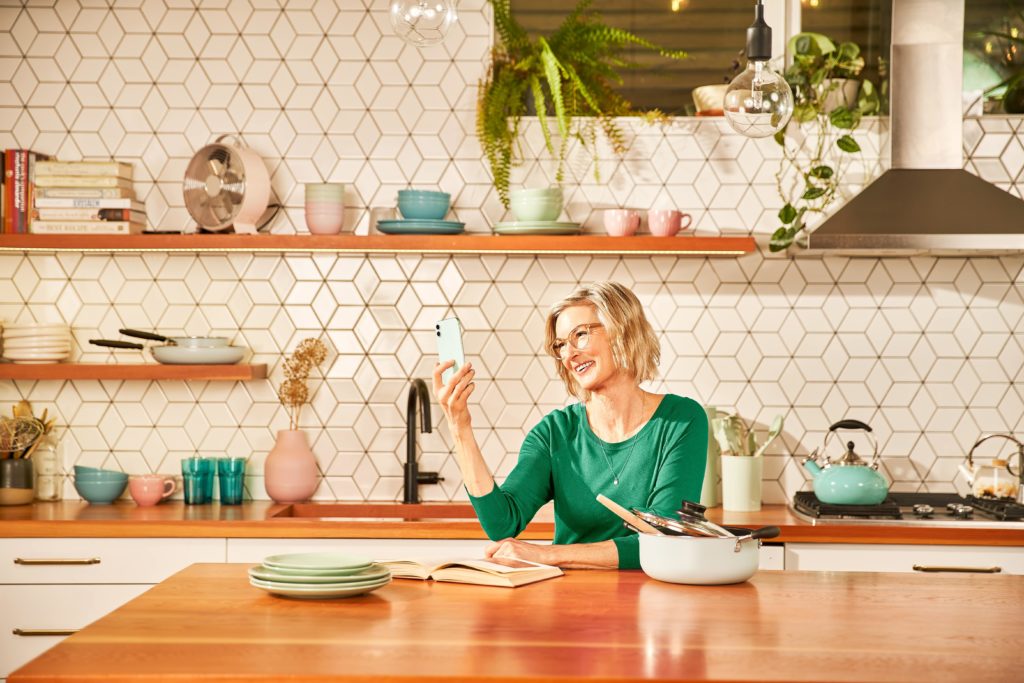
left=802, top=419, right=889, bottom=505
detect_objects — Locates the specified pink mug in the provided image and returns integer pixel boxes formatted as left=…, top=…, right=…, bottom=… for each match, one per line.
left=604, top=209, right=640, bottom=236
left=129, top=475, right=177, bottom=507
left=647, top=209, right=693, bottom=237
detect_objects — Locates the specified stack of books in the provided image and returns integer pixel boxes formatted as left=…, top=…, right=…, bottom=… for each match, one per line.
left=30, top=160, right=145, bottom=235
left=3, top=149, right=51, bottom=233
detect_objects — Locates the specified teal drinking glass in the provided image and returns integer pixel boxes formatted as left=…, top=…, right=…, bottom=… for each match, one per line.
left=200, top=457, right=215, bottom=502
left=181, top=457, right=206, bottom=504
left=217, top=458, right=246, bottom=505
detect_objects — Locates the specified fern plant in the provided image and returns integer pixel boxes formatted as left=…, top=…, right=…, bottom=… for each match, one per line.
left=477, top=0, right=687, bottom=208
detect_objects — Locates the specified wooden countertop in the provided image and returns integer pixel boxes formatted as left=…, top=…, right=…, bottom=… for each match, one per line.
left=10, top=563, right=1023, bottom=683
left=1, top=500, right=1023, bottom=545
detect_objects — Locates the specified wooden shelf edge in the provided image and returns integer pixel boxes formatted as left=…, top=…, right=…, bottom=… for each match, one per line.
left=0, top=233, right=756, bottom=256
left=0, top=363, right=268, bottom=381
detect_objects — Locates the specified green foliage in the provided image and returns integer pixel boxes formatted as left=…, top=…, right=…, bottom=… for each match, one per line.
left=968, top=3, right=1024, bottom=113
left=477, top=0, right=686, bottom=207
left=770, top=33, right=878, bottom=252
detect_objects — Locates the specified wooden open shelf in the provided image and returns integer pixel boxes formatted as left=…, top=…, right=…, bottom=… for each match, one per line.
left=0, top=363, right=268, bottom=381
left=0, top=233, right=756, bottom=256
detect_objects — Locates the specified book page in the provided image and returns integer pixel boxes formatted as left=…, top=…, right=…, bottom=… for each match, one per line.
left=431, top=557, right=559, bottom=574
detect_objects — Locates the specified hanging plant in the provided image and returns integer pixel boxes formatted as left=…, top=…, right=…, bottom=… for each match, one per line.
left=477, top=0, right=687, bottom=208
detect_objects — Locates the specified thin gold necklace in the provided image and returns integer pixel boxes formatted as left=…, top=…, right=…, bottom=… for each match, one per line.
left=594, top=393, right=646, bottom=486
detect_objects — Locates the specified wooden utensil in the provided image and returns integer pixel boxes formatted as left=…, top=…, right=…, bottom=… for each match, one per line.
left=596, top=494, right=663, bottom=535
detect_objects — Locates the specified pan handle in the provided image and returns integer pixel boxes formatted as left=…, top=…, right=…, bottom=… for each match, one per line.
left=733, top=526, right=781, bottom=542
left=119, top=329, right=171, bottom=343
left=89, top=339, right=144, bottom=350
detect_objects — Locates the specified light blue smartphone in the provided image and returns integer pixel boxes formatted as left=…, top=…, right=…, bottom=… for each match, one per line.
left=435, top=317, right=466, bottom=385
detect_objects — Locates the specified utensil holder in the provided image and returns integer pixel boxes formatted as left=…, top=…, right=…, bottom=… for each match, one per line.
left=721, top=454, right=763, bottom=512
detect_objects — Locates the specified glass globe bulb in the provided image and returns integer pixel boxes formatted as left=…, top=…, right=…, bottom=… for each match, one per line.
left=389, top=0, right=458, bottom=47
left=723, top=60, right=794, bottom=138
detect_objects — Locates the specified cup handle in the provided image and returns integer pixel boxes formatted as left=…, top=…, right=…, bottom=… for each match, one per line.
left=161, top=478, right=176, bottom=499
left=680, top=213, right=693, bottom=230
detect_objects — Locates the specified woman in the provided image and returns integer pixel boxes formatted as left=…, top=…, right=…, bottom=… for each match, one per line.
left=432, top=281, right=707, bottom=569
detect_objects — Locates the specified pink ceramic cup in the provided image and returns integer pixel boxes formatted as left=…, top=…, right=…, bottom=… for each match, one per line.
left=129, top=475, right=176, bottom=507
left=604, top=209, right=640, bottom=236
left=305, top=204, right=345, bottom=234
left=647, top=209, right=693, bottom=237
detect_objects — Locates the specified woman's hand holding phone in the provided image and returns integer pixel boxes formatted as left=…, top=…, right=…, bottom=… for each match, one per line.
left=432, top=360, right=475, bottom=431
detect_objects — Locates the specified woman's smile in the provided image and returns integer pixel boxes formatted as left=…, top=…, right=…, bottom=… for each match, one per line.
left=573, top=360, right=595, bottom=376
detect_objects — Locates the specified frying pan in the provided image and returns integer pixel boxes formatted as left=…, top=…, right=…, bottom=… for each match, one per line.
left=89, top=330, right=243, bottom=365
left=117, top=329, right=231, bottom=348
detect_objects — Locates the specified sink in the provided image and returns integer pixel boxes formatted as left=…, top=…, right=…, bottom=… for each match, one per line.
left=270, top=502, right=479, bottom=520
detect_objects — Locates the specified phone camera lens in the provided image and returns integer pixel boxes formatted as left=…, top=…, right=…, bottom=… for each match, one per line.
left=436, top=331, right=440, bottom=336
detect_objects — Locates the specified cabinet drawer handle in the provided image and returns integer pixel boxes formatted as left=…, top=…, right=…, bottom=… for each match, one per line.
left=14, top=557, right=101, bottom=566
left=912, top=564, right=1002, bottom=574
left=13, top=628, right=79, bottom=637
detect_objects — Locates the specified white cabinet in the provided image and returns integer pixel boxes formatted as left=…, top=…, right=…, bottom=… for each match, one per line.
left=0, top=538, right=226, bottom=679
left=784, top=543, right=1024, bottom=574
left=758, top=544, right=785, bottom=570
left=0, top=584, right=149, bottom=679
left=227, top=537, right=505, bottom=563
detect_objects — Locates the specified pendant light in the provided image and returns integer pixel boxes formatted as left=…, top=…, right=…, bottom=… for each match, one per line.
left=723, top=0, right=794, bottom=138
left=389, top=0, right=458, bottom=47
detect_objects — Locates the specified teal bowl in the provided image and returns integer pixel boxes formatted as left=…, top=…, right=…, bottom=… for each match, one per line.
left=73, top=477, right=128, bottom=504
left=74, top=466, right=127, bottom=479
left=397, top=196, right=450, bottom=220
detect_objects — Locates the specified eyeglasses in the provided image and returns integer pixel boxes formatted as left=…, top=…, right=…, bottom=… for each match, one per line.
left=550, top=323, right=604, bottom=359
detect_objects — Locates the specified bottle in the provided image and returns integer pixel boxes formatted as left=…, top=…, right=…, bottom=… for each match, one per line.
left=33, top=435, right=62, bottom=502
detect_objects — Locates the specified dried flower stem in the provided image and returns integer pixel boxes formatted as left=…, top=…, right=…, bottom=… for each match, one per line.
left=277, top=338, right=328, bottom=430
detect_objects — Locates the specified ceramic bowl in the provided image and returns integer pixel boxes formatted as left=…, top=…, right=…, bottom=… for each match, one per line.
left=397, top=192, right=450, bottom=220
left=74, top=477, right=129, bottom=504
left=73, top=472, right=129, bottom=482
left=73, top=465, right=127, bottom=479
left=510, top=186, right=563, bottom=198
left=397, top=191, right=450, bottom=201
left=510, top=195, right=562, bottom=222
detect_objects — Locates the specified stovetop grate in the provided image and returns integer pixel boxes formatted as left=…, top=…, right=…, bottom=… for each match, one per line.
left=966, top=495, right=1024, bottom=521
left=793, top=491, right=902, bottom=519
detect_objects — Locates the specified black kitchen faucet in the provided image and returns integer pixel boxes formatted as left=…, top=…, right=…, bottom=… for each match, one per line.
left=404, top=378, right=443, bottom=504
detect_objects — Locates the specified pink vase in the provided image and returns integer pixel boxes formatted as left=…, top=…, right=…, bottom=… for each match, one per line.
left=264, top=430, right=320, bottom=503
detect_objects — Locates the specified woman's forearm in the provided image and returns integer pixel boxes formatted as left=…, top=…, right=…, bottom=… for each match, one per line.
left=452, top=424, right=496, bottom=497
left=546, top=540, right=619, bottom=569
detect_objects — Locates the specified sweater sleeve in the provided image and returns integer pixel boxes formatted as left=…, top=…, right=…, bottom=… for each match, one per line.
left=467, top=422, right=554, bottom=541
left=615, top=399, right=709, bottom=569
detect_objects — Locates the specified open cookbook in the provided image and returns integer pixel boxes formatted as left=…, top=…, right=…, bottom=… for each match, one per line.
left=378, top=557, right=564, bottom=588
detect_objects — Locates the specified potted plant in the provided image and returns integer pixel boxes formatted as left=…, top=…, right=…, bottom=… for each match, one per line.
left=770, top=32, right=884, bottom=252
left=265, top=338, right=328, bottom=504
left=477, top=0, right=687, bottom=208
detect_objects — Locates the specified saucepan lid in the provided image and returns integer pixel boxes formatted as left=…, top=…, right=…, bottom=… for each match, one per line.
left=630, top=501, right=740, bottom=538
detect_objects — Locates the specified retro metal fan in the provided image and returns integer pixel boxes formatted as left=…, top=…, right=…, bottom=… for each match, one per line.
left=182, top=134, right=271, bottom=234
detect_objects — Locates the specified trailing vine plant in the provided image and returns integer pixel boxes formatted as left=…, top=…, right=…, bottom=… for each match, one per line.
left=770, top=33, right=883, bottom=252
left=477, top=0, right=687, bottom=208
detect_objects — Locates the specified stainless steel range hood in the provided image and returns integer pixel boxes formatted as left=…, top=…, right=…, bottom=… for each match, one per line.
left=807, top=0, right=1024, bottom=254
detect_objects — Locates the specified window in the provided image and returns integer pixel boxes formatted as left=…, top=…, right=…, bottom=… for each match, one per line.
left=511, top=0, right=1020, bottom=115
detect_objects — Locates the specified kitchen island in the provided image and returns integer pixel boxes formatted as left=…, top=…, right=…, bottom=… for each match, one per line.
left=8, top=563, right=1022, bottom=683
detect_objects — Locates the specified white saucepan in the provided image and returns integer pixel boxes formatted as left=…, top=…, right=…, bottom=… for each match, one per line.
left=639, top=525, right=780, bottom=585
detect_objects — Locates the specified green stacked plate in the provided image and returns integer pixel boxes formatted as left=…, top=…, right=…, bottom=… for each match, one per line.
left=250, top=552, right=391, bottom=599
left=492, top=221, right=582, bottom=235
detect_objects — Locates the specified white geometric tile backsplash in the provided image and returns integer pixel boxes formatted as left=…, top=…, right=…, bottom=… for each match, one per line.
left=1, top=1, right=1023, bottom=505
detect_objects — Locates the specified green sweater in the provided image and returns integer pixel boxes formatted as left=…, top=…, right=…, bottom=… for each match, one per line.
left=468, top=394, right=708, bottom=569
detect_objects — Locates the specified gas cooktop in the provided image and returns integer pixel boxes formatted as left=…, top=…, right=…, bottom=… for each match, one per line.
left=790, top=491, right=1024, bottom=529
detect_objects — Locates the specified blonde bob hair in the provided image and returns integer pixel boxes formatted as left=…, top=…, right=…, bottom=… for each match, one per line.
left=545, top=281, right=661, bottom=401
